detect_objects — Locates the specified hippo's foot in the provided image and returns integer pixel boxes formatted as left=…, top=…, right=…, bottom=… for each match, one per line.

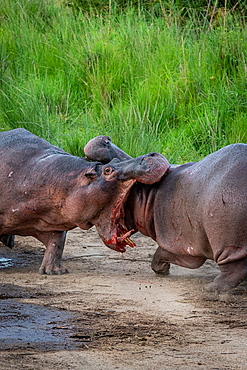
left=203, top=258, right=247, bottom=293
left=39, top=265, right=69, bottom=275
left=152, top=263, right=171, bottom=276
left=151, top=246, right=171, bottom=276
left=0, top=234, right=15, bottom=248
left=203, top=280, right=236, bottom=293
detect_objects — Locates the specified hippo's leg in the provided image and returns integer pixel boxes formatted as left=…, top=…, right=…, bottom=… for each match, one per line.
left=36, top=231, right=68, bottom=275
left=204, top=257, right=247, bottom=293
left=0, top=234, right=15, bottom=248
left=151, top=246, right=171, bottom=275
left=152, top=245, right=206, bottom=275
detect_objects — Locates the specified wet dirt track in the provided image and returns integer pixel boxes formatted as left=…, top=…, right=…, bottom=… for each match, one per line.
left=0, top=228, right=247, bottom=370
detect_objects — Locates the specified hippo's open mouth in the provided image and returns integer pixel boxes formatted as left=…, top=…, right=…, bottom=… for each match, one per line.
left=102, top=225, right=136, bottom=253
left=92, top=151, right=170, bottom=252
left=95, top=179, right=137, bottom=253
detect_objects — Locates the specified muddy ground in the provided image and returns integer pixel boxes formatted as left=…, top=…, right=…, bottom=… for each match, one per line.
left=0, top=228, right=247, bottom=370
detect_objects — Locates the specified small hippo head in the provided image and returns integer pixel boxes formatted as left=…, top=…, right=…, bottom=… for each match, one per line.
left=84, top=135, right=132, bottom=164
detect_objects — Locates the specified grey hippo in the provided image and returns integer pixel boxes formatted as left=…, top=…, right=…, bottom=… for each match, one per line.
left=84, top=135, right=247, bottom=292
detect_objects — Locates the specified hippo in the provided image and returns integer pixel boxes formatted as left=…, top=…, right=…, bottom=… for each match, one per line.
left=84, top=136, right=247, bottom=292
left=0, top=129, right=169, bottom=275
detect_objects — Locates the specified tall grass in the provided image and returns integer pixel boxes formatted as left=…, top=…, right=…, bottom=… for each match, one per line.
left=0, top=0, right=246, bottom=162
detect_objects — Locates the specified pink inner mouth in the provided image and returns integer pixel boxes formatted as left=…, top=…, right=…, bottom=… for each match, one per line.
left=96, top=180, right=137, bottom=253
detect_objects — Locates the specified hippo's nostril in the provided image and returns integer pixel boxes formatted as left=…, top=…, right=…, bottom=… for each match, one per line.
left=148, top=152, right=157, bottom=157
left=100, top=139, right=109, bottom=147
left=140, top=153, right=157, bottom=163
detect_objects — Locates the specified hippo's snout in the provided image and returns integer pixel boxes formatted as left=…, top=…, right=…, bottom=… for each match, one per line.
left=134, top=153, right=170, bottom=184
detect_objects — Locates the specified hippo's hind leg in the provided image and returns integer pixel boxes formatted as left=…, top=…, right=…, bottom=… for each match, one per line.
left=151, top=246, right=171, bottom=275
left=204, top=257, right=247, bottom=293
left=36, top=231, right=68, bottom=275
left=0, top=234, right=15, bottom=248
left=151, top=245, right=206, bottom=276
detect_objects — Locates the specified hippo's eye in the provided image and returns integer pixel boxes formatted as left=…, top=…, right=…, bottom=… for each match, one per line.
left=104, top=167, right=113, bottom=175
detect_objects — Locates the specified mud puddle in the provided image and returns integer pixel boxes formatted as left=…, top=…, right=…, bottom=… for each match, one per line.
left=0, top=297, right=76, bottom=351
left=0, top=257, right=14, bottom=268
left=0, top=241, right=43, bottom=271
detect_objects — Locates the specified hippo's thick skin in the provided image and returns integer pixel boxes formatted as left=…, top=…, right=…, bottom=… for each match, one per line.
left=85, top=136, right=247, bottom=293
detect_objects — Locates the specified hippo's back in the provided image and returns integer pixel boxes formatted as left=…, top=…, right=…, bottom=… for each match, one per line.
left=0, top=128, right=65, bottom=154
left=185, top=143, right=247, bottom=204
left=0, top=128, right=68, bottom=169
left=193, top=143, right=247, bottom=177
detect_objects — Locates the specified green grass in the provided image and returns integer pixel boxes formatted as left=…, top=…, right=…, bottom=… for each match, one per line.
left=0, top=0, right=246, bottom=163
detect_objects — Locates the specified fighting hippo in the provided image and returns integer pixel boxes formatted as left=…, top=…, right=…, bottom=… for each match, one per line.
left=0, top=129, right=169, bottom=274
left=84, top=136, right=247, bottom=292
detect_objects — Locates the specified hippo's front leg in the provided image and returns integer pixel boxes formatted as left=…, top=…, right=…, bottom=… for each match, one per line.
left=151, top=246, right=171, bottom=275
left=37, top=231, right=68, bottom=275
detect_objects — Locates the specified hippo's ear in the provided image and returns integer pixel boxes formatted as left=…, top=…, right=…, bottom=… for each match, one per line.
left=84, top=167, right=97, bottom=180
left=108, top=158, right=120, bottom=164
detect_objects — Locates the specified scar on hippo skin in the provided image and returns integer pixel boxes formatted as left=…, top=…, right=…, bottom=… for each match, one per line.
left=0, top=129, right=169, bottom=275
left=84, top=136, right=247, bottom=293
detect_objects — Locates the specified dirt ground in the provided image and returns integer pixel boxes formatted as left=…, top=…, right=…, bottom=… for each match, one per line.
left=0, top=228, right=247, bottom=370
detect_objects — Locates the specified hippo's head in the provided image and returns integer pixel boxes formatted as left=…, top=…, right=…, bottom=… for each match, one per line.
left=84, top=135, right=131, bottom=164
left=84, top=139, right=170, bottom=252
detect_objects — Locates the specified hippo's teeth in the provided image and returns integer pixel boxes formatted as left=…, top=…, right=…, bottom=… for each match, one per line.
left=125, top=237, right=136, bottom=248
left=116, top=229, right=136, bottom=247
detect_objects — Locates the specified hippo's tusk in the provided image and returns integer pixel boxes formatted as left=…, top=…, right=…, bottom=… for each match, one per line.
left=116, top=229, right=136, bottom=247
left=125, top=237, right=136, bottom=247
